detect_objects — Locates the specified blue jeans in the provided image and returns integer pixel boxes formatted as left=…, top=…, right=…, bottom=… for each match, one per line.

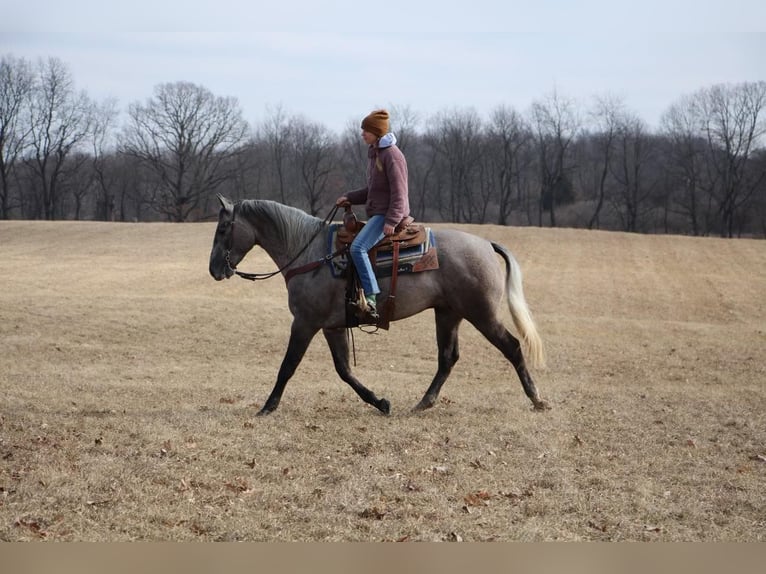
left=349, top=215, right=386, bottom=297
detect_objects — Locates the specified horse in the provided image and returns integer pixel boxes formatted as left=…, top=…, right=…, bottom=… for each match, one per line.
left=208, top=195, right=549, bottom=416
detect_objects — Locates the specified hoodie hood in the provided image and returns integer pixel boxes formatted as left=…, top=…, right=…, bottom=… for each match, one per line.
left=377, top=132, right=397, bottom=148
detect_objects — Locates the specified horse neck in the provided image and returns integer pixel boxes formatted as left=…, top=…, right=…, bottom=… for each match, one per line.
left=240, top=200, right=325, bottom=267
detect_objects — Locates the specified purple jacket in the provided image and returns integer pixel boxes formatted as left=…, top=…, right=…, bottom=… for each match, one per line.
left=346, top=140, right=410, bottom=228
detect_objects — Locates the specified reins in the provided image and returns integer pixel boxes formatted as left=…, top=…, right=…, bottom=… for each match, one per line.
left=227, top=204, right=342, bottom=282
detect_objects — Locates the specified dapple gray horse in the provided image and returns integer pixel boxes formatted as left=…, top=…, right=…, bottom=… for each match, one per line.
left=208, top=195, right=548, bottom=415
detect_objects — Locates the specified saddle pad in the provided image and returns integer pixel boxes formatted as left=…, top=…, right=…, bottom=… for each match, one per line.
left=327, top=223, right=438, bottom=279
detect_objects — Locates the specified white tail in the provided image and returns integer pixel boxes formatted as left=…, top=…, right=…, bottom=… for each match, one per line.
left=493, top=243, right=546, bottom=369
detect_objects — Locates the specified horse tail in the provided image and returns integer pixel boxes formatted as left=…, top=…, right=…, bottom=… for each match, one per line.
left=492, top=242, right=546, bottom=369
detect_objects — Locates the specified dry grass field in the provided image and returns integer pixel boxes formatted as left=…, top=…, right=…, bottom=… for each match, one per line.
left=1, top=218, right=764, bottom=542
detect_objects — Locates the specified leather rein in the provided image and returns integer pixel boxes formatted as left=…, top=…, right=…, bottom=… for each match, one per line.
left=225, top=204, right=345, bottom=283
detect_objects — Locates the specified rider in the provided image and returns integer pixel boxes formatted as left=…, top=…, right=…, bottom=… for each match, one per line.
left=336, top=109, right=411, bottom=322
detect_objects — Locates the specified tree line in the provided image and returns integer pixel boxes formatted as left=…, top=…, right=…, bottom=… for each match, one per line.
left=2, top=53, right=765, bottom=237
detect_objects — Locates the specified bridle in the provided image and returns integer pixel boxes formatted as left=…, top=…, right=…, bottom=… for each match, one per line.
left=223, top=203, right=344, bottom=282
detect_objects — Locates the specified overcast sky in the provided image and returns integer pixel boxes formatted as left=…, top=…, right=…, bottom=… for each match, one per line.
left=3, top=0, right=765, bottom=133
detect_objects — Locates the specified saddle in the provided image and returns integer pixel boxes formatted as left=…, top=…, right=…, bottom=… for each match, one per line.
left=335, top=209, right=426, bottom=252
left=336, top=206, right=434, bottom=330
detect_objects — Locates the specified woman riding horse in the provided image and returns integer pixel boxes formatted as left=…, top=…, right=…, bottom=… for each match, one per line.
left=335, top=109, right=410, bottom=323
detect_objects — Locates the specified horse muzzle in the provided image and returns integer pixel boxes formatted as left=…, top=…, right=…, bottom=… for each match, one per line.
left=209, top=267, right=228, bottom=281
left=209, top=259, right=235, bottom=281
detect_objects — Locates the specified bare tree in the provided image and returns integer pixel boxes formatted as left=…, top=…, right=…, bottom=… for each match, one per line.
left=530, top=90, right=580, bottom=227
left=0, top=54, right=34, bottom=219
left=406, top=135, right=437, bottom=221
left=288, top=116, right=337, bottom=216
left=661, top=95, right=708, bottom=235
left=425, top=107, right=484, bottom=223
left=25, top=57, right=93, bottom=220
left=696, top=82, right=766, bottom=237
left=486, top=104, right=531, bottom=225
left=88, top=97, right=120, bottom=220
left=336, top=117, right=369, bottom=196
left=260, top=104, right=292, bottom=204
left=121, top=81, right=250, bottom=221
left=751, top=149, right=766, bottom=236
left=388, top=105, right=431, bottom=221
left=609, top=114, right=658, bottom=232
left=585, top=95, right=624, bottom=229
left=226, top=140, right=270, bottom=202
left=61, top=151, right=92, bottom=219
left=388, top=103, right=420, bottom=154
left=113, top=154, right=151, bottom=222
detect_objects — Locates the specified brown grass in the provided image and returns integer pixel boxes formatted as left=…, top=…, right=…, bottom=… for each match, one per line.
left=0, top=220, right=764, bottom=541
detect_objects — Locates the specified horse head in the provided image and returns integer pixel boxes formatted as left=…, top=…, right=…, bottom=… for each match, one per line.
left=208, top=194, right=255, bottom=281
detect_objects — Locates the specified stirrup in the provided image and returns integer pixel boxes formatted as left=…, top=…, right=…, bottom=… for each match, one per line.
left=350, top=299, right=379, bottom=323
left=366, top=301, right=379, bottom=321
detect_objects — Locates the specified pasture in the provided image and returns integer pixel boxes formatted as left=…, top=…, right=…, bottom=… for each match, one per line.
left=0, top=219, right=764, bottom=541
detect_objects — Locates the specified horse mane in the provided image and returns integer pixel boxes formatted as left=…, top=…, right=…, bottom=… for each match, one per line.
left=238, top=199, right=326, bottom=255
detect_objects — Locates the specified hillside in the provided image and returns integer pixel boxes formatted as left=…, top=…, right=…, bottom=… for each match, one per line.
left=0, top=220, right=764, bottom=541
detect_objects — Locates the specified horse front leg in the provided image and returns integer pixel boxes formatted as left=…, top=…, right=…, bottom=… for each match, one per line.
left=322, top=328, right=390, bottom=414
left=258, top=321, right=318, bottom=416
left=413, top=308, right=462, bottom=411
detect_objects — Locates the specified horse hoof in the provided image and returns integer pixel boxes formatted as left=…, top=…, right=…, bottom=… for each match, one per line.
left=256, top=407, right=274, bottom=417
left=378, top=399, right=391, bottom=415
left=412, top=400, right=434, bottom=412
left=532, top=399, right=551, bottom=411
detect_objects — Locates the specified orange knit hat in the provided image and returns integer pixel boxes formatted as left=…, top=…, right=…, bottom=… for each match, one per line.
left=361, top=109, right=390, bottom=138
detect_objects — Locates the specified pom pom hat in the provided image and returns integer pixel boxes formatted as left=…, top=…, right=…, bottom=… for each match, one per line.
left=361, top=109, right=390, bottom=138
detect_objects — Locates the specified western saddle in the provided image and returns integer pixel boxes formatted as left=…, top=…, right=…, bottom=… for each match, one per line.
left=336, top=205, right=428, bottom=329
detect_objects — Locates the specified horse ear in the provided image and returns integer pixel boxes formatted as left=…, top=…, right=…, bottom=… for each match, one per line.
left=217, top=193, right=233, bottom=212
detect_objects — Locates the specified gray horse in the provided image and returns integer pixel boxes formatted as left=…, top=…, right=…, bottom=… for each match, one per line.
left=208, top=195, right=548, bottom=415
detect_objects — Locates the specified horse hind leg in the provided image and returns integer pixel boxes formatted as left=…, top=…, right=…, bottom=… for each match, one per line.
left=323, top=328, right=390, bottom=414
left=413, top=308, right=462, bottom=411
left=473, top=318, right=550, bottom=411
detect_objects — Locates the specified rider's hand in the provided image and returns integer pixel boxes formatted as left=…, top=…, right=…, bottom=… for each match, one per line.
left=383, top=223, right=395, bottom=236
left=336, top=196, right=350, bottom=207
